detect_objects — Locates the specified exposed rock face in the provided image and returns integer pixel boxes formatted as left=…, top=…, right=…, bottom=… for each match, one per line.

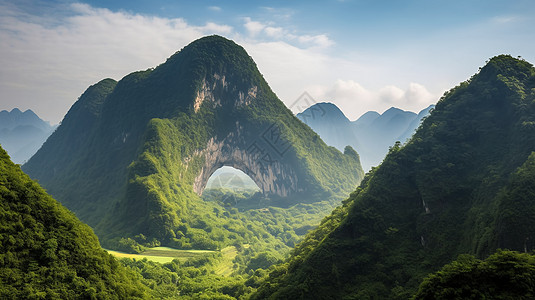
left=192, top=121, right=298, bottom=197
left=190, top=71, right=300, bottom=198
left=194, top=73, right=227, bottom=112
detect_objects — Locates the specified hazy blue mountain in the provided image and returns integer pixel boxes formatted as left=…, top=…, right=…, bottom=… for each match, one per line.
left=353, top=110, right=380, bottom=128
left=297, top=103, right=434, bottom=171
left=0, top=108, right=56, bottom=164
left=354, top=107, right=417, bottom=169
left=296, top=102, right=362, bottom=153
left=397, top=104, right=434, bottom=143
left=0, top=108, right=51, bottom=131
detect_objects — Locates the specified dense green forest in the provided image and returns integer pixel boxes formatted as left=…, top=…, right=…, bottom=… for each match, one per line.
left=0, top=146, right=148, bottom=299
left=8, top=35, right=535, bottom=299
left=0, top=141, right=335, bottom=298
left=23, top=36, right=363, bottom=254
left=252, top=55, right=535, bottom=299
left=413, top=250, right=535, bottom=299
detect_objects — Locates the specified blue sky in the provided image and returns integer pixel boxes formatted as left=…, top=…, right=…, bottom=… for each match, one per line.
left=1, top=0, right=534, bottom=123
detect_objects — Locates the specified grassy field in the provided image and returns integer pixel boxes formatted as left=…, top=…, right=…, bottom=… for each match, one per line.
left=214, top=246, right=238, bottom=276
left=106, top=246, right=215, bottom=264
left=107, top=246, right=242, bottom=276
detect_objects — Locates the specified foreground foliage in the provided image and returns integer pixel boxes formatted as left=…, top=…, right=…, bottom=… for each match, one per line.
left=120, top=255, right=251, bottom=299
left=414, top=250, right=535, bottom=299
left=0, top=147, right=147, bottom=299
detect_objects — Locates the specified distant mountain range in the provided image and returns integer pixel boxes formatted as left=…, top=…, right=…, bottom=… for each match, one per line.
left=0, top=108, right=56, bottom=164
left=297, top=103, right=434, bottom=170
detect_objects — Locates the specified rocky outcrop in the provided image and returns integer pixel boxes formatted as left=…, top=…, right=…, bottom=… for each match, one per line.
left=192, top=121, right=298, bottom=197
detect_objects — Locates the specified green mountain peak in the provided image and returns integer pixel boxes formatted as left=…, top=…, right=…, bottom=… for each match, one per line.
left=23, top=36, right=364, bottom=251
left=253, top=55, right=535, bottom=299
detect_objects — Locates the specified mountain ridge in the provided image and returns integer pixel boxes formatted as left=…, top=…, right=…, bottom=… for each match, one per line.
left=297, top=102, right=434, bottom=170
left=253, top=54, right=535, bottom=299
left=0, top=108, right=56, bottom=164
left=23, top=35, right=364, bottom=252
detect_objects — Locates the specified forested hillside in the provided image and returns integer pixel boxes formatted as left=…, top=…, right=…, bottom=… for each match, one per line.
left=23, top=36, right=363, bottom=256
left=413, top=250, right=535, bottom=299
left=253, top=55, right=535, bottom=299
left=0, top=146, right=147, bottom=299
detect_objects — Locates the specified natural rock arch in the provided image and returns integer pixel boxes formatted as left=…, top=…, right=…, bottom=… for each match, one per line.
left=193, top=122, right=300, bottom=198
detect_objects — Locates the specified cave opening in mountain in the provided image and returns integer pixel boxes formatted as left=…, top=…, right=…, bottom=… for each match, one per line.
left=206, top=166, right=260, bottom=191
left=202, top=166, right=265, bottom=209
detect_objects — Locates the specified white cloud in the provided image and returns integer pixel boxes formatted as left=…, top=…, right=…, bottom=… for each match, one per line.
left=0, top=3, right=233, bottom=123
left=202, top=22, right=232, bottom=34
left=0, top=2, right=439, bottom=125
left=243, top=17, right=265, bottom=37
left=297, top=34, right=334, bottom=48
left=241, top=16, right=333, bottom=49
left=264, top=26, right=284, bottom=38
left=405, top=83, right=435, bottom=104
left=208, top=6, right=222, bottom=12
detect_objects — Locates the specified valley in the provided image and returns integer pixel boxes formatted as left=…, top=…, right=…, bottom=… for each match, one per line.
left=2, top=34, right=535, bottom=300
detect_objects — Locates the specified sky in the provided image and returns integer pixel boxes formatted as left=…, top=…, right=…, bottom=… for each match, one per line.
left=1, top=0, right=534, bottom=124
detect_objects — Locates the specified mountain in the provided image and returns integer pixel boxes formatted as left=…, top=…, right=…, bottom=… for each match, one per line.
left=0, top=146, right=146, bottom=299
left=0, top=108, right=51, bottom=131
left=23, top=36, right=364, bottom=251
left=296, top=102, right=361, bottom=153
left=297, top=103, right=434, bottom=171
left=252, top=55, right=535, bottom=299
left=397, top=104, right=434, bottom=143
left=353, top=110, right=380, bottom=127
left=0, top=108, right=56, bottom=164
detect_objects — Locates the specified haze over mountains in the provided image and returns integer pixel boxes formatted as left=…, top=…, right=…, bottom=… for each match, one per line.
left=0, top=108, right=56, bottom=164
left=297, top=102, right=434, bottom=171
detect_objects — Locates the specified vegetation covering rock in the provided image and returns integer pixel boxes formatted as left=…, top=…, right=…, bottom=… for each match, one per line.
left=253, top=55, right=535, bottom=299
left=0, top=146, right=147, bottom=299
left=23, top=35, right=364, bottom=251
left=414, top=250, right=535, bottom=300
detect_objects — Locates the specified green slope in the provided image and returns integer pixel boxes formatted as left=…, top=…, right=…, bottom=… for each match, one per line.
left=252, top=55, right=535, bottom=299
left=414, top=250, right=535, bottom=299
left=0, top=146, right=147, bottom=299
left=23, top=35, right=363, bottom=251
